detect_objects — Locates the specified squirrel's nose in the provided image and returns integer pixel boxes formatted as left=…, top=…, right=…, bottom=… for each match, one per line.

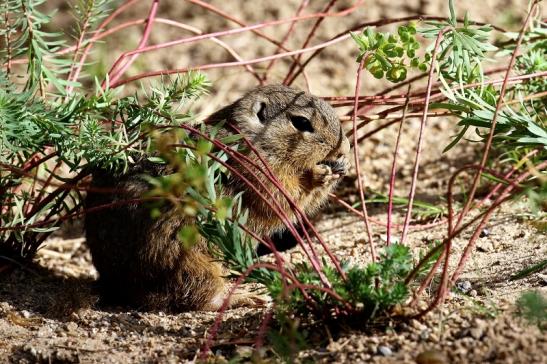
left=324, top=134, right=351, bottom=161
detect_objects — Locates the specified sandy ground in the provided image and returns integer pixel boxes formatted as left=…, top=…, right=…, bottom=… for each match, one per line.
left=1, top=0, right=546, bottom=363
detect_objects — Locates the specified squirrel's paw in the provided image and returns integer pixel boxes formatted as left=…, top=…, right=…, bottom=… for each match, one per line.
left=205, top=285, right=270, bottom=311
left=311, top=164, right=341, bottom=187
left=227, top=286, right=271, bottom=309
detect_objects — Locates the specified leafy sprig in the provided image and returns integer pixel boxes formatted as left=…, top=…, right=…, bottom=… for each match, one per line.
left=351, top=24, right=426, bottom=82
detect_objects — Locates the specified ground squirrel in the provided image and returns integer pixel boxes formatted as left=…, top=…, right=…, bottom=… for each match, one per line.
left=84, top=85, right=350, bottom=312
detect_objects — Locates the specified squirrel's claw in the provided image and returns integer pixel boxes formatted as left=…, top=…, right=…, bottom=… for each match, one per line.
left=226, top=287, right=271, bottom=309
left=311, top=164, right=340, bottom=186
left=310, top=155, right=349, bottom=187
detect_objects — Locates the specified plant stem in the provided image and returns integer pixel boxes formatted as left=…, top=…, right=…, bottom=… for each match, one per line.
left=352, top=55, right=376, bottom=261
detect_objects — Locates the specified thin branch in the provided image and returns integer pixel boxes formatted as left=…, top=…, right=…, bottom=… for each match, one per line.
left=106, top=0, right=160, bottom=87
left=387, top=86, right=411, bottom=245
left=400, top=27, right=449, bottom=245
left=262, top=0, right=310, bottom=83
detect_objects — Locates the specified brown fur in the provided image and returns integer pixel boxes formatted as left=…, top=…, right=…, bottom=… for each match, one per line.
left=84, top=85, right=350, bottom=312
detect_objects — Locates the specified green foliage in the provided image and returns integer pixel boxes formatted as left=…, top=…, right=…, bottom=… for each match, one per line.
left=420, top=1, right=497, bottom=82
left=437, top=85, right=547, bottom=152
left=0, top=0, right=211, bottom=257
left=70, top=0, right=113, bottom=32
left=424, top=7, right=546, bottom=160
left=0, top=72, right=209, bottom=256
left=200, top=213, right=279, bottom=283
left=517, top=291, right=547, bottom=330
left=339, top=244, right=411, bottom=316
left=351, top=1, right=545, bottom=214
left=0, top=0, right=74, bottom=94
left=351, top=24, right=426, bottom=82
left=205, top=207, right=415, bottom=321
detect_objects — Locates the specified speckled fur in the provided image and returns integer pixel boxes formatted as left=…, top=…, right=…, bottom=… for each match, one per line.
left=84, top=85, right=350, bottom=312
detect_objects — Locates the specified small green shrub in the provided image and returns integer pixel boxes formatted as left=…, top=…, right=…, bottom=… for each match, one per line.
left=0, top=0, right=210, bottom=258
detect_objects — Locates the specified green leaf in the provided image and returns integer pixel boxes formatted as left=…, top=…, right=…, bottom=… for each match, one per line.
left=448, top=0, right=457, bottom=25
left=178, top=225, right=200, bottom=249
left=147, top=156, right=167, bottom=164
left=443, top=125, right=469, bottom=152
left=429, top=102, right=469, bottom=112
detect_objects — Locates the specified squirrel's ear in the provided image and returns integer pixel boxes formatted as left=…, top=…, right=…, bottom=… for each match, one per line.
left=237, top=100, right=266, bottom=132
left=240, top=100, right=267, bottom=131
left=252, top=101, right=267, bottom=123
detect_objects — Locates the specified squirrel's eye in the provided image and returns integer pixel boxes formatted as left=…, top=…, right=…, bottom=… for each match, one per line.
left=290, top=115, right=314, bottom=133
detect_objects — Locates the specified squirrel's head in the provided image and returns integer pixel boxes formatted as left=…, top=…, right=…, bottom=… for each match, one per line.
left=224, top=85, right=350, bottom=175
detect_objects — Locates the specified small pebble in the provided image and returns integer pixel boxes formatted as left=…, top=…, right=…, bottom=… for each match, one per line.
left=480, top=228, right=490, bottom=237
left=456, top=280, right=472, bottom=293
left=469, top=289, right=478, bottom=297
left=64, top=321, right=78, bottom=335
left=378, top=345, right=392, bottom=356
left=477, top=240, right=494, bottom=252
left=469, top=319, right=487, bottom=340
left=235, top=346, right=253, bottom=358
left=416, top=350, right=448, bottom=364
left=411, top=319, right=427, bottom=331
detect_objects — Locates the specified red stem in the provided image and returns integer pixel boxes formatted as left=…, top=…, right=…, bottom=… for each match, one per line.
left=106, top=0, right=160, bottom=87
left=408, top=161, right=546, bottom=315
left=476, top=149, right=539, bottom=209
left=106, top=3, right=363, bottom=83
left=110, top=33, right=352, bottom=88
left=400, top=27, right=449, bottom=245
left=386, top=87, right=411, bottom=245
left=282, top=0, right=354, bottom=84
left=352, top=55, right=376, bottom=261
left=262, top=0, right=310, bottom=83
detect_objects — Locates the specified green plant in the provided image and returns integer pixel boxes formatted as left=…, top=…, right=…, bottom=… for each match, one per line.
left=420, top=0, right=497, bottom=82
left=351, top=23, right=426, bottom=82
left=200, top=201, right=414, bottom=321
left=0, top=0, right=210, bottom=258
left=517, top=290, right=547, bottom=330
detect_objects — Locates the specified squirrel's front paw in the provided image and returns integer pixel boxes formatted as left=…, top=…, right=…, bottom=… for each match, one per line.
left=311, top=164, right=341, bottom=187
